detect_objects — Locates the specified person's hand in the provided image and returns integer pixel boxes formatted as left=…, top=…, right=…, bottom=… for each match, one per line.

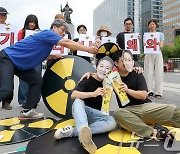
left=47, top=54, right=63, bottom=60
left=133, top=67, right=142, bottom=74
left=79, top=72, right=95, bottom=82
left=93, top=87, right=105, bottom=97
left=35, top=29, right=40, bottom=32
left=87, top=46, right=98, bottom=54
left=119, top=82, right=128, bottom=92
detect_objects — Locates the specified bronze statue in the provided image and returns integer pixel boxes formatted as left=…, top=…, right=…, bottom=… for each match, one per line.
left=61, top=2, right=73, bottom=24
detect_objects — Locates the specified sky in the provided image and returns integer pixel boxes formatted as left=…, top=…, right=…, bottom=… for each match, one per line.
left=0, top=0, right=104, bottom=37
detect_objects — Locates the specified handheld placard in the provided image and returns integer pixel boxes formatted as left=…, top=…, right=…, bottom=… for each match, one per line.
left=107, top=71, right=130, bottom=106
left=101, top=77, right=113, bottom=115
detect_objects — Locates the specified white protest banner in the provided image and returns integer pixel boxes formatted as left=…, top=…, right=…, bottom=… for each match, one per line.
left=0, top=24, right=18, bottom=50
left=77, top=34, right=95, bottom=57
left=101, top=37, right=116, bottom=44
left=25, top=30, right=39, bottom=37
left=125, top=33, right=140, bottom=54
left=50, top=34, right=69, bottom=56
left=143, top=32, right=161, bottom=54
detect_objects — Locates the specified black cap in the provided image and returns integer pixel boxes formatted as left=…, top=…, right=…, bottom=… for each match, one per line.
left=0, top=7, right=9, bottom=14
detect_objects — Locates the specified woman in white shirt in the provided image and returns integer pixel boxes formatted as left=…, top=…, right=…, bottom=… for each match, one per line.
left=144, top=19, right=164, bottom=99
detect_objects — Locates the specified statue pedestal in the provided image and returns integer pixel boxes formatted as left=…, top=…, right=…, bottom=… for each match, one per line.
left=67, top=23, right=74, bottom=39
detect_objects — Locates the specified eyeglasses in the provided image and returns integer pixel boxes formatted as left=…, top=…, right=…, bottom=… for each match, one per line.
left=60, top=26, right=67, bottom=33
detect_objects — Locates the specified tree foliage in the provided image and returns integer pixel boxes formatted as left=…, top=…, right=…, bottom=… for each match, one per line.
left=174, top=36, right=180, bottom=58
left=162, top=36, right=180, bottom=58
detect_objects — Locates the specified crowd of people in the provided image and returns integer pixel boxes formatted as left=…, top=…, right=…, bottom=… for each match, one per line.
left=1, top=6, right=179, bottom=154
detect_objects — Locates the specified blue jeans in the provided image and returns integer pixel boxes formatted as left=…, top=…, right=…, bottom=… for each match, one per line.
left=18, top=64, right=42, bottom=105
left=71, top=99, right=116, bottom=137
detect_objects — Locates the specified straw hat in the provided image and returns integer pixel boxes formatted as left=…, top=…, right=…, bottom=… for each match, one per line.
left=96, top=25, right=112, bottom=37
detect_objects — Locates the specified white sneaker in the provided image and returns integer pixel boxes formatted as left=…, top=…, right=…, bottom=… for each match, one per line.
left=19, top=109, right=44, bottom=119
left=79, top=126, right=97, bottom=154
left=54, top=124, right=73, bottom=139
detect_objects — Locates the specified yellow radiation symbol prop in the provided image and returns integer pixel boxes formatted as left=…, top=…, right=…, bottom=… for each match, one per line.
left=0, top=117, right=56, bottom=145
left=42, top=55, right=96, bottom=119
left=26, top=118, right=180, bottom=154
left=96, top=42, right=118, bottom=61
left=53, top=119, right=141, bottom=154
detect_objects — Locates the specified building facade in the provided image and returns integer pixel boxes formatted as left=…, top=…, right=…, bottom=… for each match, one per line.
left=93, top=0, right=141, bottom=37
left=93, top=0, right=164, bottom=38
left=163, top=0, right=180, bottom=46
left=141, top=0, right=163, bottom=35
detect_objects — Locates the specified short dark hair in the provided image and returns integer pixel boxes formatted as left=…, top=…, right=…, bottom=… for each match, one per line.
left=148, top=19, right=158, bottom=27
left=77, top=24, right=87, bottom=33
left=124, top=18, right=134, bottom=25
left=111, top=50, right=123, bottom=62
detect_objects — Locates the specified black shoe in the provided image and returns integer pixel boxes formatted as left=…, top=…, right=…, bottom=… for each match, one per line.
left=2, top=102, right=12, bottom=110
left=154, top=123, right=174, bottom=140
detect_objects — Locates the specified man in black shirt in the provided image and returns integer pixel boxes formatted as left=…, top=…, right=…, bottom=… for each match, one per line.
left=54, top=56, right=116, bottom=153
left=116, top=18, right=138, bottom=66
left=112, top=50, right=180, bottom=139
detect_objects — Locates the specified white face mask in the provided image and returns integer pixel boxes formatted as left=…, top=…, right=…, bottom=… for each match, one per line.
left=100, top=31, right=108, bottom=37
left=96, top=60, right=112, bottom=80
left=123, top=52, right=134, bottom=72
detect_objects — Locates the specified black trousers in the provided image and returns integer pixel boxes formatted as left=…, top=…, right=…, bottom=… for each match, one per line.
left=0, top=50, right=43, bottom=109
left=2, top=91, right=13, bottom=105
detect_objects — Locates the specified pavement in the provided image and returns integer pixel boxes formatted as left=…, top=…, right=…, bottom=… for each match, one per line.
left=0, top=72, right=180, bottom=154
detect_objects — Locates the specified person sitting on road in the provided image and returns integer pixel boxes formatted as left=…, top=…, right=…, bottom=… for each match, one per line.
left=112, top=50, right=180, bottom=140
left=54, top=56, right=117, bottom=154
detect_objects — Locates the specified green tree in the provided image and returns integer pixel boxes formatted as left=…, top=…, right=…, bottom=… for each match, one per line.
left=162, top=36, right=180, bottom=58
left=162, top=45, right=174, bottom=59
left=174, top=36, right=180, bottom=58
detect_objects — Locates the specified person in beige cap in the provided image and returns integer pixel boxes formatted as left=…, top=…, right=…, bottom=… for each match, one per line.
left=96, top=25, right=112, bottom=37
left=94, top=25, right=112, bottom=49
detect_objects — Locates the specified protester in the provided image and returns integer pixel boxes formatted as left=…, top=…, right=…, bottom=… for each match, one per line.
left=72, top=24, right=92, bottom=62
left=54, top=56, right=116, bottom=154
left=0, top=7, right=17, bottom=110
left=112, top=50, right=179, bottom=139
left=116, top=18, right=138, bottom=66
left=18, top=14, right=42, bottom=107
left=144, top=19, right=164, bottom=99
